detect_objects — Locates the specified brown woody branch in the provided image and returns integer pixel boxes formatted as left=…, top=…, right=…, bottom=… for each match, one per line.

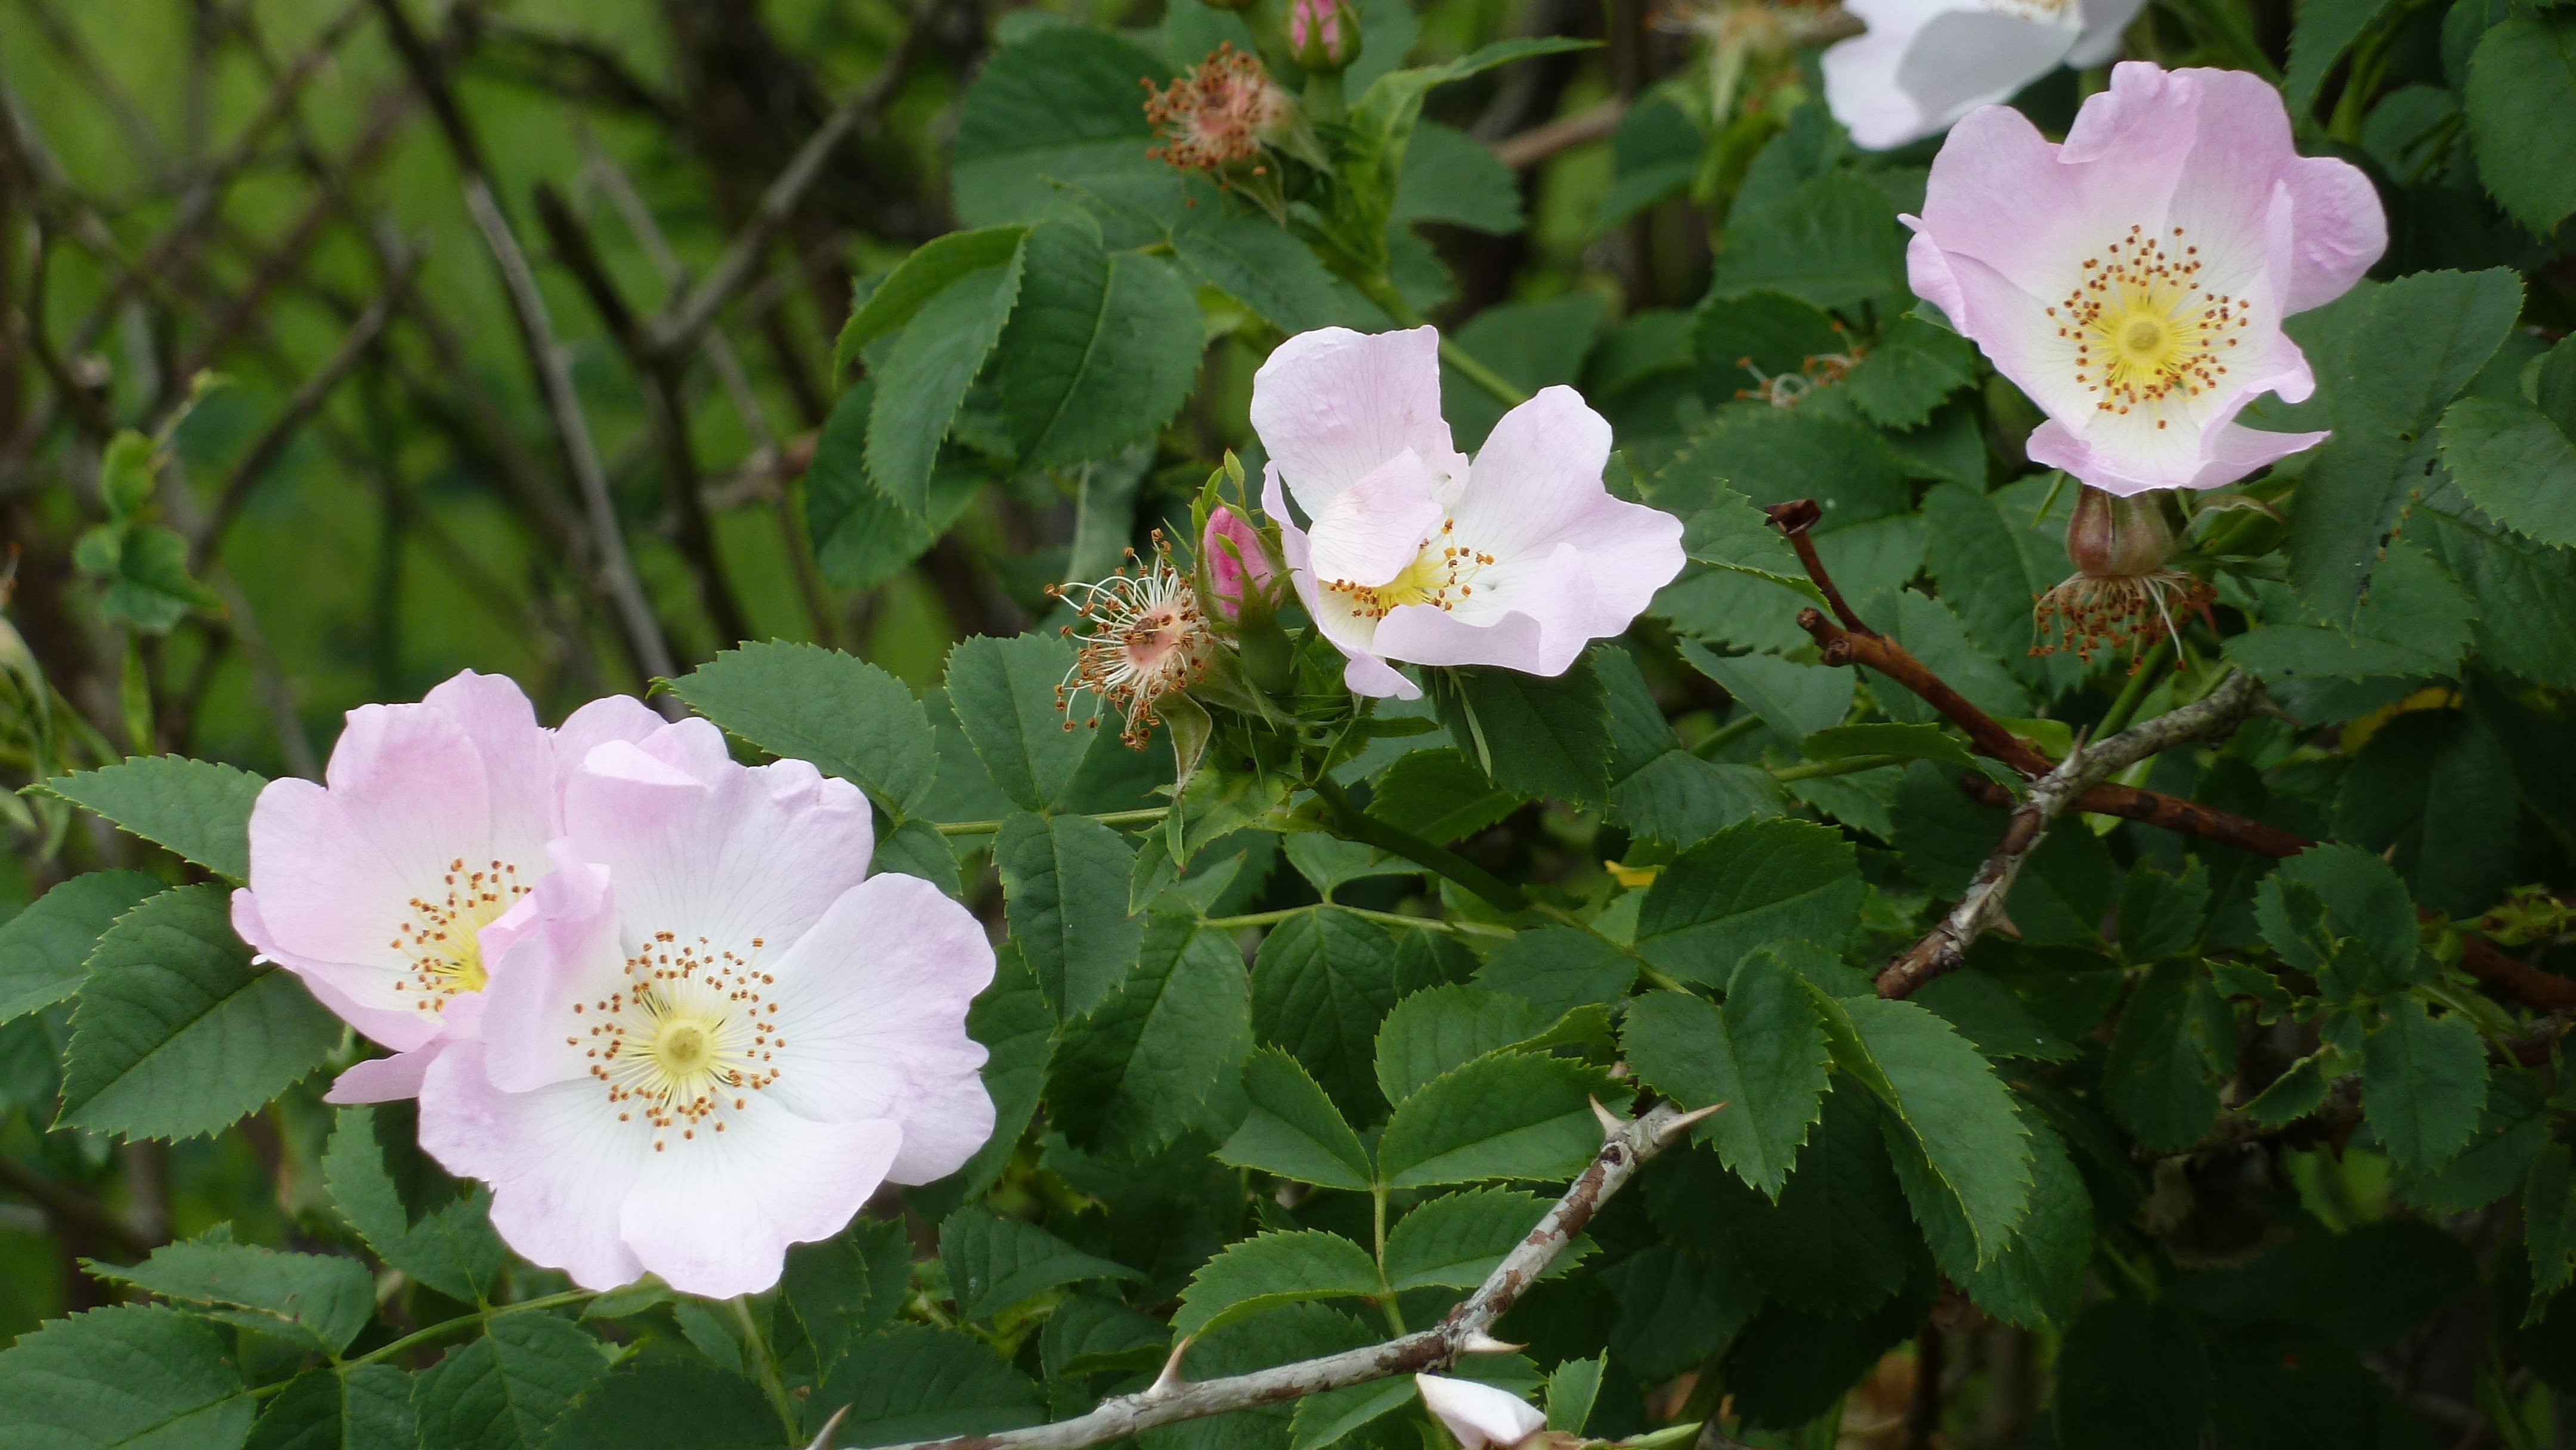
left=1763, top=500, right=2576, bottom=1015
left=850, top=1104, right=1706, bottom=1450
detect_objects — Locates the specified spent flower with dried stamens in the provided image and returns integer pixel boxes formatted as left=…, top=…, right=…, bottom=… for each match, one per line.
left=1144, top=44, right=1295, bottom=176
left=1051, top=534, right=1214, bottom=748
left=2032, top=484, right=2213, bottom=667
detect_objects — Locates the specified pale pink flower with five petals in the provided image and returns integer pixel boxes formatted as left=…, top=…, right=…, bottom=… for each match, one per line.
left=1249, top=327, right=1685, bottom=699
left=416, top=718, right=995, bottom=1299
left=229, top=671, right=661, bottom=1104
left=1905, top=61, right=2385, bottom=496
left=1823, top=0, right=2147, bottom=151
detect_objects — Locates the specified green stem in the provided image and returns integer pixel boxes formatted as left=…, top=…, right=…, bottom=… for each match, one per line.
left=936, top=806, right=1169, bottom=836
left=326, top=1290, right=595, bottom=1377
left=1767, top=752, right=1904, bottom=783
left=1203, top=904, right=1512, bottom=937
left=1352, top=275, right=1530, bottom=409
left=1371, top=1186, right=1407, bottom=1336
left=1690, top=711, right=1767, bottom=759
left=733, top=1297, right=800, bottom=1443
left=1310, top=776, right=1530, bottom=913
left=2095, top=639, right=2173, bottom=739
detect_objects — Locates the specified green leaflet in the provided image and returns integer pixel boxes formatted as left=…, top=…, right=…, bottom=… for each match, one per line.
left=837, top=227, right=1030, bottom=376
left=1383, top=1186, right=1589, bottom=1290
left=989, top=222, right=1203, bottom=471
left=0, top=870, right=162, bottom=1025
left=1371, top=984, right=1552, bottom=1106
left=244, top=1365, right=414, bottom=1450
left=950, top=27, right=1171, bottom=227
left=1252, top=906, right=1408, bottom=1124
left=1432, top=656, right=1614, bottom=805
left=783, top=1217, right=913, bottom=1376
left=939, top=1206, right=1141, bottom=1321
left=1374, top=1051, right=1621, bottom=1189
left=864, top=251, right=1027, bottom=518
left=0, top=1304, right=253, bottom=1450
left=1633, top=817, right=1863, bottom=984
left=2361, top=997, right=2488, bottom=1176
left=1707, top=172, right=1906, bottom=311
left=996, top=810, right=1143, bottom=1020
left=543, top=1349, right=779, bottom=1450
left=412, top=1314, right=611, bottom=1450
left=952, top=943, right=1055, bottom=1200
left=1216, top=1047, right=1374, bottom=1192
left=322, top=1106, right=506, bottom=1305
left=1835, top=996, right=2035, bottom=1265
left=806, top=1325, right=1046, bottom=1445
left=945, top=633, right=1095, bottom=812
left=36, top=755, right=265, bottom=883
left=58, top=884, right=340, bottom=1141
left=89, top=1236, right=376, bottom=1355
left=2101, top=961, right=2231, bottom=1152
left=670, top=643, right=939, bottom=818
left=1171, top=1231, right=1383, bottom=1336
left=1048, top=913, right=1250, bottom=1160
left=1621, top=959, right=1828, bottom=1199
left=2464, top=15, right=2576, bottom=237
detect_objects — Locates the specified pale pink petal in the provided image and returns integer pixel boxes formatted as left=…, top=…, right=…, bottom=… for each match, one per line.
left=1342, top=652, right=1422, bottom=699
left=1305, top=450, right=1447, bottom=589
left=1905, top=227, right=1968, bottom=327
left=565, top=721, right=874, bottom=955
left=2281, top=155, right=2386, bottom=313
left=1888, top=13, right=2078, bottom=142
left=1416, top=1375, right=1545, bottom=1450
left=326, top=1045, right=441, bottom=1104
left=1916, top=100, right=2181, bottom=296
left=761, top=873, right=995, bottom=1127
left=476, top=851, right=621, bottom=1094
left=618, top=1105, right=902, bottom=1299
left=888, top=1071, right=1001, bottom=1185
left=1451, top=389, right=1615, bottom=557
left=1373, top=543, right=1590, bottom=676
left=2027, top=417, right=2330, bottom=495
left=553, top=694, right=667, bottom=783
left=418, top=1042, right=650, bottom=1291
left=1268, top=463, right=1409, bottom=693
left=233, top=888, right=428, bottom=1051
left=422, top=671, right=557, bottom=862
left=1249, top=327, right=1460, bottom=518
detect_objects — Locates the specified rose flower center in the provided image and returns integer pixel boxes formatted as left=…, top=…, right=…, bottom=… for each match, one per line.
left=2046, top=224, right=2253, bottom=427
left=570, top=930, right=783, bottom=1152
left=390, top=857, right=527, bottom=1011
left=1323, top=519, right=1496, bottom=621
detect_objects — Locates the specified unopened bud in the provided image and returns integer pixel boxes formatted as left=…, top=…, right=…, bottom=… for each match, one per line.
left=1289, top=0, right=1363, bottom=73
left=1200, top=505, right=1279, bottom=622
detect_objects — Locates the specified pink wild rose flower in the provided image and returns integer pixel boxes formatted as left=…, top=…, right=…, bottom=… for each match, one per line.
left=1416, top=1375, right=1548, bottom=1450
left=1823, top=0, right=2146, bottom=151
left=1247, top=327, right=1685, bottom=700
left=416, top=717, right=996, bottom=1299
left=1905, top=61, right=2386, bottom=495
left=230, top=671, right=661, bottom=1104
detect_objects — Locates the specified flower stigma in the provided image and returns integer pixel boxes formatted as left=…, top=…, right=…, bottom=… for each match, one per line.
left=573, top=930, right=782, bottom=1152
left=1051, top=533, right=1213, bottom=748
left=389, top=857, right=526, bottom=1012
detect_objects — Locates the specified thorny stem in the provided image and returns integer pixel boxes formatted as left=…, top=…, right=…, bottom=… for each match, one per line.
left=838, top=1104, right=1706, bottom=1450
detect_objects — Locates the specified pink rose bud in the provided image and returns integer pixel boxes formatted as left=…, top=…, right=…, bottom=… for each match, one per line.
left=1201, top=505, right=1277, bottom=621
left=1289, top=0, right=1363, bottom=73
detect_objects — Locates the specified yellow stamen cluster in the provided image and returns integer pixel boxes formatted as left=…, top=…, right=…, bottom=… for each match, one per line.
left=2051, top=225, right=2249, bottom=426
left=570, top=930, right=781, bottom=1152
left=387, top=857, right=525, bottom=1012
left=1320, top=518, right=1493, bottom=621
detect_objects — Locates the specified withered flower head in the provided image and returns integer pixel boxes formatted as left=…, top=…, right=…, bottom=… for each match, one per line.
left=2032, top=484, right=2213, bottom=668
left=1050, top=533, right=1213, bottom=748
left=1143, top=44, right=1293, bottom=176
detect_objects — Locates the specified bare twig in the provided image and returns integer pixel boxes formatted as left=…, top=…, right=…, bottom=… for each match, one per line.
left=461, top=178, right=681, bottom=691
left=1488, top=100, right=1626, bottom=171
left=0, top=1155, right=154, bottom=1262
left=193, top=247, right=417, bottom=559
left=644, top=0, right=942, bottom=361
left=1765, top=500, right=2576, bottom=1015
left=839, top=1103, right=1708, bottom=1450
left=1876, top=673, right=2265, bottom=999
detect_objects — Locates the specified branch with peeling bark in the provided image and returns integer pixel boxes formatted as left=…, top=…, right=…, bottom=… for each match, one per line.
left=826, top=1102, right=1711, bottom=1450
left=1876, top=672, right=2268, bottom=999
left=1758, top=501, right=2576, bottom=1017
